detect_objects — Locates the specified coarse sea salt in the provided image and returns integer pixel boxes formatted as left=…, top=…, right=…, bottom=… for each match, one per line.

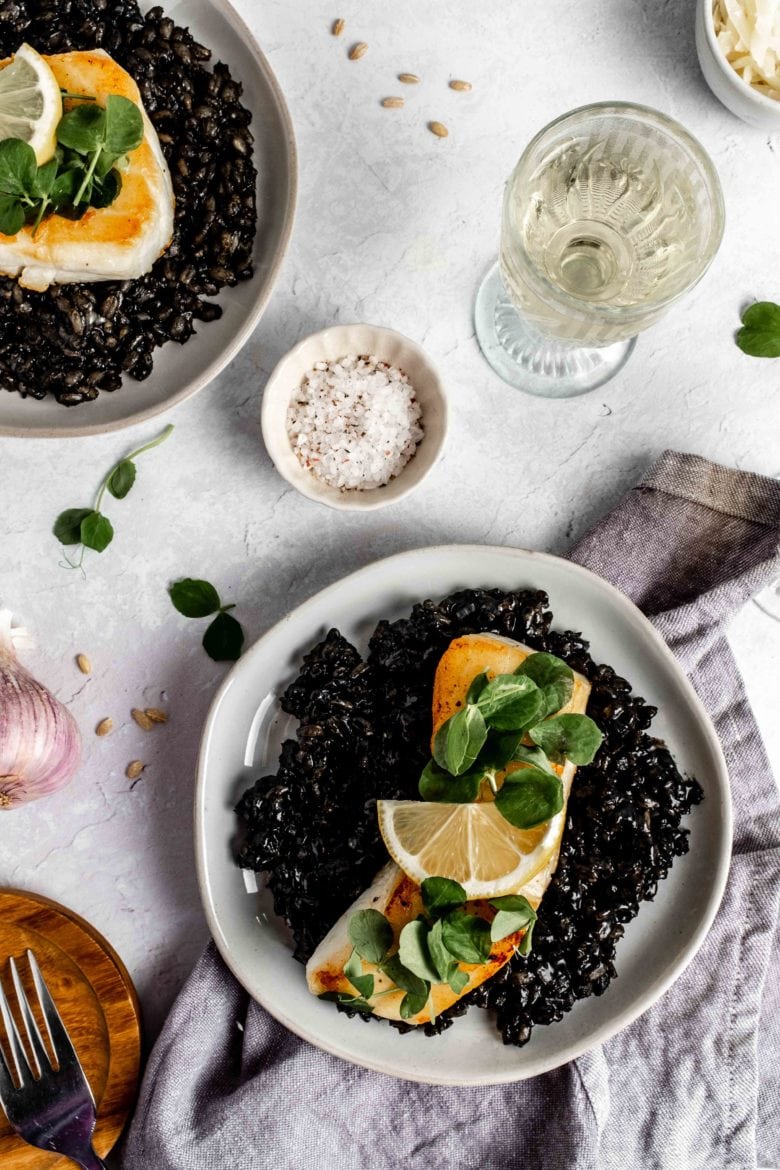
left=286, top=354, right=425, bottom=492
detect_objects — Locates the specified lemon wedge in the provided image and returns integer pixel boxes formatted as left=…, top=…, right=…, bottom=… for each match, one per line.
left=377, top=799, right=564, bottom=899
left=0, top=44, right=62, bottom=164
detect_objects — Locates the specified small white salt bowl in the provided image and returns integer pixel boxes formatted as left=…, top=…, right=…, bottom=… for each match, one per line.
left=260, top=323, right=448, bottom=511
left=696, top=0, right=780, bottom=129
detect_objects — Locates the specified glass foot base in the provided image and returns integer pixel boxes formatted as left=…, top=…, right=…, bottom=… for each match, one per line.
left=474, top=262, right=636, bottom=399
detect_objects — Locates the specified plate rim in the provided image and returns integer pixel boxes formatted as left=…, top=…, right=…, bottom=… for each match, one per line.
left=194, top=543, right=733, bottom=1084
left=0, top=0, right=298, bottom=440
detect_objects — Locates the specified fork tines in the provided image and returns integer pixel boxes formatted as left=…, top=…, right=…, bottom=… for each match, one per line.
left=0, top=950, right=77, bottom=1090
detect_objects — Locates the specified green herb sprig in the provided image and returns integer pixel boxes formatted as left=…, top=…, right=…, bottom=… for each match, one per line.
left=168, top=579, right=245, bottom=663
left=53, top=424, right=174, bottom=569
left=736, top=301, right=780, bottom=358
left=0, top=94, right=143, bottom=237
left=420, top=652, right=603, bottom=830
left=326, top=879, right=538, bottom=1020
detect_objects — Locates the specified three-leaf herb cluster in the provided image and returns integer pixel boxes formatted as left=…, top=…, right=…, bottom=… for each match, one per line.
left=327, top=878, right=537, bottom=1021
left=53, top=424, right=173, bottom=568
left=0, top=93, right=142, bottom=237
left=419, top=652, right=603, bottom=830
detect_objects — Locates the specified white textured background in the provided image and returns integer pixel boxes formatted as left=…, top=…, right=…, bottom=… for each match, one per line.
left=0, top=0, right=778, bottom=1103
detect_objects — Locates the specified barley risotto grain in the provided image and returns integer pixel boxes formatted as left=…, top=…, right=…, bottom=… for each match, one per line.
left=0, top=0, right=257, bottom=406
left=235, top=588, right=703, bottom=1047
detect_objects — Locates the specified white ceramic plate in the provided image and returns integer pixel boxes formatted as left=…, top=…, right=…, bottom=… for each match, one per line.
left=0, top=0, right=296, bottom=438
left=195, top=545, right=731, bottom=1085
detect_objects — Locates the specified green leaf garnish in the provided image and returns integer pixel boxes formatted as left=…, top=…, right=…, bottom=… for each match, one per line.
left=507, top=744, right=558, bottom=775
left=399, top=987, right=430, bottom=1020
left=476, top=673, right=545, bottom=731
left=418, top=759, right=482, bottom=803
left=169, top=578, right=221, bottom=618
left=479, top=730, right=523, bottom=771
left=80, top=510, right=113, bottom=553
left=104, top=94, right=144, bottom=157
left=202, top=612, right=245, bottom=662
left=31, top=157, right=57, bottom=199
left=0, top=139, right=37, bottom=198
left=427, top=918, right=456, bottom=981
left=431, top=721, right=449, bottom=770
left=420, top=877, right=467, bottom=919
left=348, top=909, right=393, bottom=965
left=57, top=103, right=107, bottom=153
left=494, top=766, right=563, bottom=829
left=434, top=705, right=488, bottom=776
left=318, top=991, right=374, bottom=1014
left=440, top=911, right=492, bottom=964
left=107, top=459, right=137, bottom=500
left=53, top=507, right=94, bottom=546
left=0, top=193, right=25, bottom=236
left=50, top=168, right=80, bottom=208
left=515, top=652, right=574, bottom=717
left=399, top=921, right=440, bottom=983
left=381, top=954, right=430, bottom=1018
left=528, top=713, right=603, bottom=765
left=90, top=167, right=122, bottom=209
left=465, top=669, right=490, bottom=704
left=447, top=965, right=470, bottom=993
left=343, top=949, right=375, bottom=1000
left=426, top=918, right=471, bottom=992
left=489, top=895, right=538, bottom=944
left=736, top=301, right=780, bottom=358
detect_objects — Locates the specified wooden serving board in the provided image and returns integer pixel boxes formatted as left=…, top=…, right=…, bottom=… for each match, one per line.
left=0, top=889, right=142, bottom=1169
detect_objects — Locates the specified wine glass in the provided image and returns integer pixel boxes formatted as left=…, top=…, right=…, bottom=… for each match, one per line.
left=474, top=102, right=725, bottom=398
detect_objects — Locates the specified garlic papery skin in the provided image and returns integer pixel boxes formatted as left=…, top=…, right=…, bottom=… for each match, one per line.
left=0, top=609, right=82, bottom=809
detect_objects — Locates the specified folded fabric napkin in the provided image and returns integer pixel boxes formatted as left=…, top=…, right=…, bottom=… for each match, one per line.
left=121, top=451, right=780, bottom=1170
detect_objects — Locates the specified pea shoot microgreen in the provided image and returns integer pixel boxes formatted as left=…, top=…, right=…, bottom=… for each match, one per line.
left=418, top=651, right=603, bottom=830
left=53, top=424, right=173, bottom=571
left=168, top=579, right=245, bottom=663
left=329, top=877, right=539, bottom=1020
left=528, top=712, right=604, bottom=765
left=0, top=94, right=142, bottom=238
left=494, top=765, right=565, bottom=829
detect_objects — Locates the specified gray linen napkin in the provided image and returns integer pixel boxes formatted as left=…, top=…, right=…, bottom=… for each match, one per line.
left=121, top=451, right=780, bottom=1170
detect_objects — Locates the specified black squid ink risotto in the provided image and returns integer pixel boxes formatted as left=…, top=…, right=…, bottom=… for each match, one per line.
left=0, top=0, right=257, bottom=405
left=235, top=588, right=703, bottom=1047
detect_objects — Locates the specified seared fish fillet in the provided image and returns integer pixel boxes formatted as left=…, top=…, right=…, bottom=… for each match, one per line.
left=307, top=633, right=591, bottom=1025
left=0, top=49, right=174, bottom=290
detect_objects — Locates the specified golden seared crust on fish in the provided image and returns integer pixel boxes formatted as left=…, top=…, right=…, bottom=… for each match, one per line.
left=0, top=49, right=174, bottom=290
left=432, top=632, right=591, bottom=742
left=307, top=633, right=591, bottom=1026
left=306, top=861, right=530, bottom=1026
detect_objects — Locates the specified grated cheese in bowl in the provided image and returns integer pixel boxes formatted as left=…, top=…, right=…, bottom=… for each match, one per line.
left=713, top=0, right=780, bottom=99
left=286, top=355, right=425, bottom=492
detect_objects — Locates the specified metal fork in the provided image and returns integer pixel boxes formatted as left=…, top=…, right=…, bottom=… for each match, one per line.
left=0, top=949, right=106, bottom=1170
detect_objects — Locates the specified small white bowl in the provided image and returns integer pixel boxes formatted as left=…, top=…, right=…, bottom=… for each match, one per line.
left=696, top=0, right=780, bottom=129
left=260, top=324, right=448, bottom=511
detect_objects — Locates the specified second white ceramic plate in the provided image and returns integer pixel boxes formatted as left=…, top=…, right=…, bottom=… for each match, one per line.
left=0, top=0, right=296, bottom=438
left=195, top=545, right=731, bottom=1085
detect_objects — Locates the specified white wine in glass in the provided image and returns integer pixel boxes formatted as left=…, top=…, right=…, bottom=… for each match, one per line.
left=475, top=103, right=725, bottom=397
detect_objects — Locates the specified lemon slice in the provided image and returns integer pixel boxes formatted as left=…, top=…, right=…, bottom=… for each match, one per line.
left=0, top=44, right=62, bottom=164
left=377, top=799, right=564, bottom=899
